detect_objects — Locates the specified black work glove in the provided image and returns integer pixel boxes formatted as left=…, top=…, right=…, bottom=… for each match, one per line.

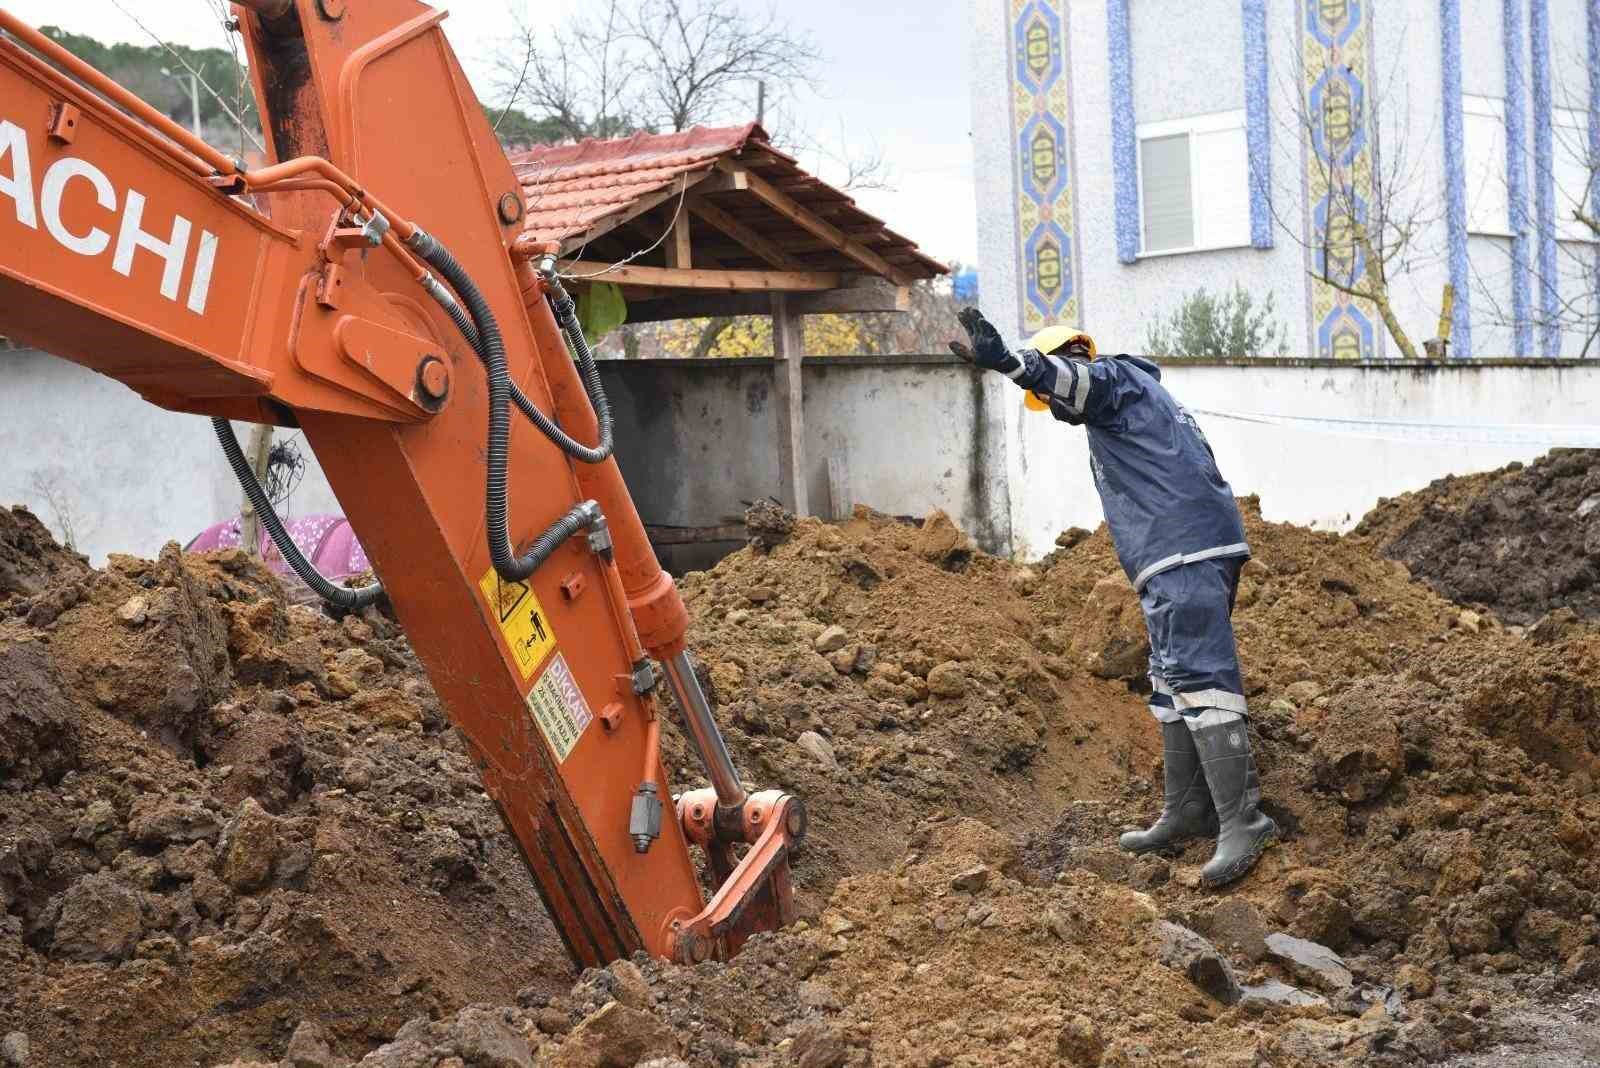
left=949, top=307, right=1022, bottom=377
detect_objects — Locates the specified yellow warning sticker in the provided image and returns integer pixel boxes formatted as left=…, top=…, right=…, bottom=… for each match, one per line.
left=478, top=567, right=557, bottom=679
left=526, top=653, right=594, bottom=762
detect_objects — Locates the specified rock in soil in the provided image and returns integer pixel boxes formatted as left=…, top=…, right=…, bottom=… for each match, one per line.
left=1266, top=932, right=1356, bottom=992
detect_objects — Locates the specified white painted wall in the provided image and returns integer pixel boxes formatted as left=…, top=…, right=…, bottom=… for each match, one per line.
left=1, top=349, right=340, bottom=563
left=970, top=0, right=1023, bottom=551
left=1006, top=359, right=1600, bottom=556
left=3, top=349, right=1595, bottom=567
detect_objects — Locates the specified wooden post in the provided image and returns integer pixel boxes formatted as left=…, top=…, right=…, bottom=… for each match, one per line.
left=770, top=294, right=808, bottom=516
left=238, top=423, right=274, bottom=558
left=665, top=210, right=692, bottom=269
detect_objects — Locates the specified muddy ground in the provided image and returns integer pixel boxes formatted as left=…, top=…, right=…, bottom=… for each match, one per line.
left=1, top=472, right=1596, bottom=1068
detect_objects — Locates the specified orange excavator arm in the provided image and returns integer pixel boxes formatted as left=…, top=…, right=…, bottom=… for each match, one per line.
left=0, top=0, right=802, bottom=968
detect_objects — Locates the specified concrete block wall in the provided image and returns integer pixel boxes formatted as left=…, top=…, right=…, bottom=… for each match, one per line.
left=596, top=355, right=1013, bottom=560
left=0, top=348, right=339, bottom=565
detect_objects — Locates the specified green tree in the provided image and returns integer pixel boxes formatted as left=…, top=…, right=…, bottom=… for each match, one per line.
left=1144, top=285, right=1290, bottom=358
left=36, top=25, right=260, bottom=150
left=485, top=105, right=569, bottom=151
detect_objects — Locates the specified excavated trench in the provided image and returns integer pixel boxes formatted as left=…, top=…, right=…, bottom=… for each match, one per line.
left=1, top=455, right=1598, bottom=1067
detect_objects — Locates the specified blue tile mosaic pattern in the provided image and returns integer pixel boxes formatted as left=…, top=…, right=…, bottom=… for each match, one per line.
left=1441, top=0, right=1473, bottom=356
left=1530, top=0, right=1560, bottom=355
left=1299, top=0, right=1382, bottom=359
left=1505, top=0, right=1533, bottom=357
left=1244, top=0, right=1275, bottom=249
left=1008, top=0, right=1083, bottom=334
left=1106, top=0, right=1139, bottom=265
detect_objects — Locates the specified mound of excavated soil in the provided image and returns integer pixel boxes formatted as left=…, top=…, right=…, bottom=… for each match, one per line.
left=0, top=511, right=569, bottom=1068
left=1355, top=449, right=1600, bottom=625
left=1024, top=499, right=1599, bottom=976
left=6, top=497, right=1598, bottom=1068
left=661, top=506, right=1152, bottom=909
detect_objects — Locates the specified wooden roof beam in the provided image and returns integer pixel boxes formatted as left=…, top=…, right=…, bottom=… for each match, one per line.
left=562, top=261, right=839, bottom=291
left=715, top=160, right=916, bottom=287
left=554, top=168, right=713, bottom=255
left=622, top=279, right=909, bottom=322
left=665, top=209, right=692, bottom=269
left=687, top=194, right=807, bottom=270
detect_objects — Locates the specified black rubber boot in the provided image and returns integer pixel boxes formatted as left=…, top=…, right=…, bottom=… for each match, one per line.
left=1191, top=717, right=1276, bottom=887
left=1118, top=720, right=1219, bottom=854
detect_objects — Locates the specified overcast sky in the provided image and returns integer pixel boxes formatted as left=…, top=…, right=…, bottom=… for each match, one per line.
left=3, top=0, right=977, bottom=266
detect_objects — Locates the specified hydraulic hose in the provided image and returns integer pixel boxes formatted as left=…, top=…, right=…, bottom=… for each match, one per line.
left=407, top=228, right=602, bottom=580
left=421, top=269, right=613, bottom=464
left=540, top=282, right=615, bottom=465
left=211, top=418, right=385, bottom=610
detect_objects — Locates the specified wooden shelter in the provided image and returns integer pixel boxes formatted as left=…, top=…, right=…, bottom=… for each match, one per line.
left=509, top=124, right=947, bottom=514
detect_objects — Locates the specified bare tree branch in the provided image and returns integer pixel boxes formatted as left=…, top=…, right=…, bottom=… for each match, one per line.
left=109, top=0, right=264, bottom=152
left=1265, top=15, right=1434, bottom=359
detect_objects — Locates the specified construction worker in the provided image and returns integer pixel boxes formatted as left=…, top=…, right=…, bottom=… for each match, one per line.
left=949, top=308, right=1275, bottom=887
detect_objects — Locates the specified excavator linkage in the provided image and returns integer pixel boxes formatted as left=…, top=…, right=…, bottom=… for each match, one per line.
left=0, top=0, right=802, bottom=968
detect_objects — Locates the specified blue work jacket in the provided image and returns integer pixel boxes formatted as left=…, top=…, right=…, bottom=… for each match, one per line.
left=1015, top=350, right=1249, bottom=591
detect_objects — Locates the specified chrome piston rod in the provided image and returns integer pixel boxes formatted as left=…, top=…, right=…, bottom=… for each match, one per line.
left=660, top=650, right=747, bottom=808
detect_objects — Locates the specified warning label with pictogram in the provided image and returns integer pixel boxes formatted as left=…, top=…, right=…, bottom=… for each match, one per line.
left=526, top=653, right=594, bottom=762
left=478, top=567, right=558, bottom=679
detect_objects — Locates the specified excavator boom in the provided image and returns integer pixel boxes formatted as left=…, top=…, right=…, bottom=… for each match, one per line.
left=0, top=0, right=802, bottom=967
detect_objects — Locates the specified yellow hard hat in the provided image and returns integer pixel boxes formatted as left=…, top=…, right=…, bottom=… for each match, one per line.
left=1023, top=327, right=1095, bottom=411
left=1027, top=326, right=1096, bottom=358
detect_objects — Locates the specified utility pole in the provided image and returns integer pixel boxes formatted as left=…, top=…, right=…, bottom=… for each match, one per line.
left=237, top=424, right=274, bottom=559
left=161, top=65, right=202, bottom=137
left=756, top=80, right=766, bottom=126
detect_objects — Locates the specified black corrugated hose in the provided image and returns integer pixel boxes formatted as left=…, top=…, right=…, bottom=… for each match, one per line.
left=407, top=227, right=601, bottom=581
left=212, top=225, right=612, bottom=604
left=540, top=281, right=615, bottom=464
left=425, top=267, right=613, bottom=464
left=211, top=417, right=385, bottom=610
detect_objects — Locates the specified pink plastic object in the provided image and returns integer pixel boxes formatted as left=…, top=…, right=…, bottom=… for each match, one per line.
left=186, top=514, right=370, bottom=583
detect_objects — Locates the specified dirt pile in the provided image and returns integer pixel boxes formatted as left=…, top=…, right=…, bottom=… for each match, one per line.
left=663, top=506, right=1152, bottom=907
left=1015, top=502, right=1600, bottom=1033
left=299, top=819, right=1491, bottom=1068
left=6, top=495, right=1599, bottom=1068
left=0, top=506, right=87, bottom=604
left=1354, top=449, right=1600, bottom=625
left=0, top=509, right=568, bottom=1068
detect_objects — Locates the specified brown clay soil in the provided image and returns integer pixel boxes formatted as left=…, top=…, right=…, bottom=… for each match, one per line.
left=1, top=485, right=1597, bottom=1068
left=1354, top=448, right=1600, bottom=625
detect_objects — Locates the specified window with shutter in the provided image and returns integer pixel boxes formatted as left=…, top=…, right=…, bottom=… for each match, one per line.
left=1135, top=110, right=1250, bottom=256
left=1140, top=135, right=1192, bottom=251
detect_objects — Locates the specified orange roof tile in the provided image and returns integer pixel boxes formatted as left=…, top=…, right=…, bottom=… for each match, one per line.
left=508, top=124, right=945, bottom=282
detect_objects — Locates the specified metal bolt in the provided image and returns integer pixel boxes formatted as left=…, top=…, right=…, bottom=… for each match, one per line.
left=498, top=192, right=524, bottom=226
left=417, top=356, right=449, bottom=401
left=316, top=0, right=345, bottom=19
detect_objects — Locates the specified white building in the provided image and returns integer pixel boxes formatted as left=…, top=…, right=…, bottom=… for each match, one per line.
left=970, top=0, right=1599, bottom=360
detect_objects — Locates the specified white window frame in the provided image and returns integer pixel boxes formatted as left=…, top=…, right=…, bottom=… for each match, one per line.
left=1134, top=109, right=1251, bottom=258
left=1552, top=105, right=1598, bottom=245
left=1462, top=95, right=1514, bottom=238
